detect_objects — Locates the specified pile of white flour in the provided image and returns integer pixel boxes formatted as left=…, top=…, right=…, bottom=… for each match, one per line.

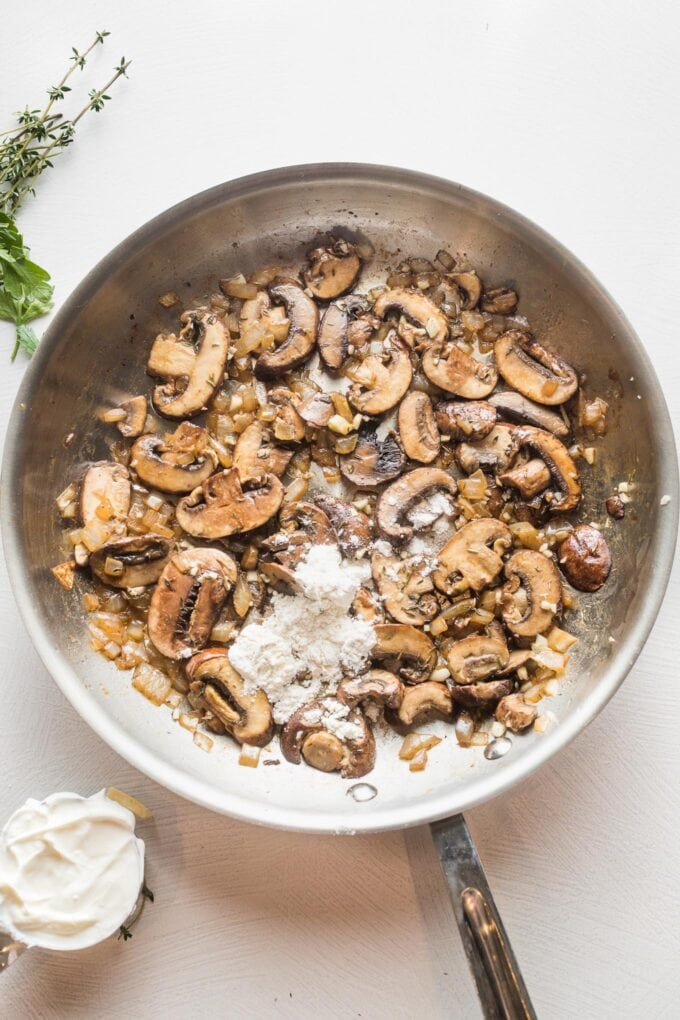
left=228, top=544, right=376, bottom=727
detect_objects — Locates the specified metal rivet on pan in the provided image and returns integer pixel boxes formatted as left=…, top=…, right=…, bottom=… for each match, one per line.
left=484, top=737, right=512, bottom=761
left=346, top=783, right=378, bottom=802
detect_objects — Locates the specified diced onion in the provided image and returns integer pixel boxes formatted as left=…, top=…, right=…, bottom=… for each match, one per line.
left=132, top=663, right=172, bottom=706
left=399, top=732, right=442, bottom=761
left=239, top=744, right=261, bottom=768
left=193, top=730, right=214, bottom=753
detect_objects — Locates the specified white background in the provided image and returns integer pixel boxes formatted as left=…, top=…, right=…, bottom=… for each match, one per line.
left=1, top=2, right=679, bottom=1017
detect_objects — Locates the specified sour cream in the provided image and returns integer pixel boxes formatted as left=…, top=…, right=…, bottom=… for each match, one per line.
left=0, top=790, right=145, bottom=951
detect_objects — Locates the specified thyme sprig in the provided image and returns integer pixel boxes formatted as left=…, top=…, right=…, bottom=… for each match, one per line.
left=0, top=31, right=130, bottom=358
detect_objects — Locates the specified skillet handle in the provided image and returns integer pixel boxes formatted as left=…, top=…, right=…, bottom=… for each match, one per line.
left=430, top=814, right=536, bottom=1020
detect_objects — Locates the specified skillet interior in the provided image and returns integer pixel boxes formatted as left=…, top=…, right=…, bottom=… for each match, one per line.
left=2, top=164, right=677, bottom=833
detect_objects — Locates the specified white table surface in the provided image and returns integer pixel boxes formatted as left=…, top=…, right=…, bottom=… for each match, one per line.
left=1, top=2, right=679, bottom=1017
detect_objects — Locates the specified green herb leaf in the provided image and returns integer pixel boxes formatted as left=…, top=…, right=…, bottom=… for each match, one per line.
left=0, top=213, right=53, bottom=358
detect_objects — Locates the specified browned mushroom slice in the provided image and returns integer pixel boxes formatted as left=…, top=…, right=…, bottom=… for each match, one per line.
left=397, top=682, right=453, bottom=725
left=186, top=649, right=273, bottom=746
left=371, top=551, right=438, bottom=626
left=488, top=391, right=570, bottom=438
left=347, top=335, right=413, bottom=415
left=495, top=331, right=578, bottom=405
left=148, top=310, right=229, bottom=418
left=435, top=400, right=497, bottom=440
left=481, top=287, right=518, bottom=315
left=176, top=469, right=283, bottom=539
left=147, top=548, right=237, bottom=659
left=499, top=458, right=551, bottom=499
left=398, top=391, right=440, bottom=463
left=445, top=623, right=509, bottom=684
left=259, top=561, right=301, bottom=593
left=449, top=678, right=513, bottom=710
left=495, top=693, right=537, bottom=732
left=297, top=391, right=334, bottom=427
left=261, top=501, right=336, bottom=567
left=376, top=467, right=457, bottom=541
left=312, top=493, right=372, bottom=556
left=254, top=281, right=318, bottom=379
left=337, top=670, right=404, bottom=711
left=501, top=549, right=562, bottom=637
left=317, top=296, right=373, bottom=372
left=280, top=699, right=375, bottom=778
left=450, top=272, right=482, bottom=310
left=339, top=424, right=405, bottom=490
left=455, top=424, right=519, bottom=475
left=116, top=396, right=148, bottom=438
left=80, top=462, right=131, bottom=529
left=372, top=287, right=448, bottom=343
left=422, top=342, right=497, bottom=399
left=433, top=517, right=513, bottom=594
left=131, top=424, right=218, bottom=494
left=496, top=648, right=533, bottom=677
left=268, top=387, right=306, bottom=442
left=232, top=420, right=294, bottom=481
left=371, top=623, right=437, bottom=683
left=353, top=586, right=383, bottom=622
left=89, top=535, right=171, bottom=588
left=558, top=524, right=611, bottom=592
left=303, top=239, right=361, bottom=300
left=513, top=426, right=581, bottom=512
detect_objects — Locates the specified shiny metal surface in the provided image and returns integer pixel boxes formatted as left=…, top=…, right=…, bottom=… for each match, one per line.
left=1, top=163, right=678, bottom=834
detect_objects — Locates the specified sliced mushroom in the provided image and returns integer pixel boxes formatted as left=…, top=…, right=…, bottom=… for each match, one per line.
left=376, top=468, right=457, bottom=541
left=116, top=396, right=148, bottom=438
left=337, top=670, right=404, bottom=711
left=80, top=462, right=131, bottom=548
left=297, top=391, right=334, bottom=427
left=449, top=271, right=482, bottom=310
left=339, top=424, right=405, bottom=489
left=496, top=648, right=533, bottom=677
left=495, top=331, right=578, bottom=405
left=495, top=693, right=537, bottom=732
left=186, top=649, right=273, bottom=746
left=371, top=623, right=437, bottom=683
left=317, top=296, right=373, bottom=372
left=501, top=549, right=562, bottom=637
left=398, top=391, right=440, bottom=463
left=261, top=501, right=336, bottom=567
left=353, top=586, right=383, bottom=622
left=238, top=290, right=290, bottom=355
left=371, top=551, right=438, bottom=626
left=232, top=420, right=293, bottom=481
left=398, top=682, right=453, bottom=725
left=445, top=624, right=509, bottom=684
left=435, top=400, right=497, bottom=440
left=303, top=239, right=361, bottom=300
left=433, top=518, right=513, bottom=594
left=481, top=287, right=518, bottom=315
left=372, top=287, right=448, bottom=343
left=422, top=342, right=497, bottom=399
left=513, top=426, right=581, bottom=512
left=254, top=281, right=318, bottom=379
left=89, top=535, right=171, bottom=588
left=147, top=548, right=237, bottom=659
left=148, top=310, right=229, bottom=418
left=347, top=335, right=413, bottom=415
left=488, top=391, right=569, bottom=438
left=259, top=561, right=301, bottom=593
left=280, top=699, right=375, bottom=778
left=449, top=678, right=513, bottom=710
left=312, top=493, right=372, bottom=556
left=455, top=424, right=519, bottom=475
left=176, top=469, right=283, bottom=539
left=131, top=424, right=218, bottom=494
left=498, top=458, right=551, bottom=500
left=268, top=387, right=306, bottom=442
left=558, top=524, right=611, bottom=592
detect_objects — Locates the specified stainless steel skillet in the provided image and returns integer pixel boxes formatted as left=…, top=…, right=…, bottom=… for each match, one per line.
left=2, top=164, right=677, bottom=1015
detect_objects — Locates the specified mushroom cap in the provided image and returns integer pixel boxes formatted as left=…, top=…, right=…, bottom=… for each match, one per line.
left=131, top=428, right=218, bottom=494
left=445, top=624, right=509, bottom=684
left=495, top=693, right=537, bottom=732
left=232, top=420, right=293, bottom=481
left=337, top=669, right=404, bottom=711
left=262, top=501, right=336, bottom=567
left=347, top=335, right=413, bottom=415
left=435, top=400, right=497, bottom=441
left=280, top=699, right=376, bottom=778
left=376, top=467, right=457, bottom=541
left=488, top=390, right=569, bottom=437
left=297, top=391, right=335, bottom=427
left=311, top=493, right=372, bottom=556
left=455, top=424, right=519, bottom=475
left=372, top=287, right=448, bottom=343
left=89, top=534, right=171, bottom=588
left=149, top=310, right=229, bottom=419
left=501, top=549, right=562, bottom=637
left=397, top=681, right=453, bottom=726
left=422, top=342, right=498, bottom=399
left=398, top=391, right=440, bottom=464
left=254, top=281, right=318, bottom=379
left=176, top=469, right=284, bottom=539
left=147, top=548, right=237, bottom=660
left=449, top=678, right=513, bottom=710
left=371, top=550, right=438, bottom=626
left=495, top=330, right=578, bottom=406
left=558, top=524, right=612, bottom=592
left=371, top=622, right=437, bottom=683
left=434, top=517, right=513, bottom=594
left=449, top=272, right=482, bottom=310
left=498, top=458, right=552, bottom=500
left=303, top=240, right=361, bottom=301
left=339, top=424, right=405, bottom=490
left=513, top=425, right=581, bottom=512
left=186, top=649, right=273, bottom=746
left=117, top=395, right=148, bottom=438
